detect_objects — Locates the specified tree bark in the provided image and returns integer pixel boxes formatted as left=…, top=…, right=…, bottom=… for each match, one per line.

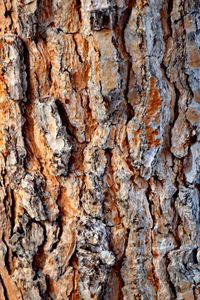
left=0, top=0, right=200, bottom=299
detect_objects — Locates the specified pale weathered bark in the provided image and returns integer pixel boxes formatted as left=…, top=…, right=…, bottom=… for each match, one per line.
left=0, top=0, right=200, bottom=299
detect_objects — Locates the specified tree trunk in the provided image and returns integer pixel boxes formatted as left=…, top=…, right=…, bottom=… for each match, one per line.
left=0, top=0, right=199, bottom=299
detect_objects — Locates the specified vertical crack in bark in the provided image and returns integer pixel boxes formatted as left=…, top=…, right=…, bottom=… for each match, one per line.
left=0, top=0, right=199, bottom=299
left=0, top=275, right=9, bottom=300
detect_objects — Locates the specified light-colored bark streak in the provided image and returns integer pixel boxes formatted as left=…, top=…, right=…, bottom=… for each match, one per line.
left=0, top=0, right=199, bottom=299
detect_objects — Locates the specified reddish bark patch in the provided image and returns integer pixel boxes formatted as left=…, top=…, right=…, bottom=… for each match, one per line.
left=72, top=63, right=90, bottom=91
left=147, top=266, right=160, bottom=292
left=145, top=77, right=161, bottom=148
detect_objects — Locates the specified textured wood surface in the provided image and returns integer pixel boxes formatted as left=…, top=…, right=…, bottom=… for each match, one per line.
left=0, top=0, right=200, bottom=299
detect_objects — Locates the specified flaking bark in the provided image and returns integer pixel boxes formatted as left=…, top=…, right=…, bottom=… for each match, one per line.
left=0, top=0, right=200, bottom=299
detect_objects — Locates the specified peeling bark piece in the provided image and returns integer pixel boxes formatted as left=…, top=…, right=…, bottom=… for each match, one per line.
left=19, top=174, right=48, bottom=221
left=27, top=39, right=51, bottom=99
left=34, top=98, right=72, bottom=176
left=43, top=221, right=76, bottom=280
left=168, top=248, right=200, bottom=299
left=184, top=142, right=200, bottom=184
left=171, top=113, right=190, bottom=158
left=77, top=217, right=115, bottom=299
left=0, top=1, right=199, bottom=299
left=0, top=35, right=27, bottom=101
left=40, top=0, right=81, bottom=34
left=94, top=30, right=119, bottom=96
left=176, top=186, right=200, bottom=245
left=84, top=145, right=107, bottom=194
left=9, top=214, right=44, bottom=262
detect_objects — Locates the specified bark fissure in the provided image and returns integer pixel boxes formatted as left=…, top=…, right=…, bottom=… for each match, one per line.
left=0, top=0, right=200, bottom=299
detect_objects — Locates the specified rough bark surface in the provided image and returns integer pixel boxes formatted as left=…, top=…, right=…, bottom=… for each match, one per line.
left=0, top=0, right=200, bottom=299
